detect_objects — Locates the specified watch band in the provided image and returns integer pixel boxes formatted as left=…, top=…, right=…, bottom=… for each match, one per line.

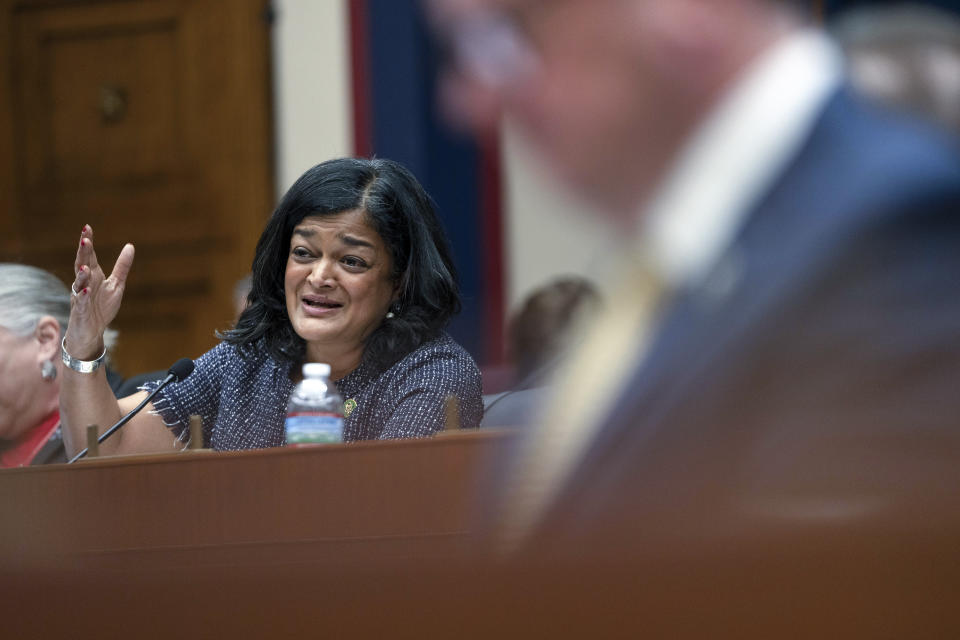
left=61, top=336, right=107, bottom=374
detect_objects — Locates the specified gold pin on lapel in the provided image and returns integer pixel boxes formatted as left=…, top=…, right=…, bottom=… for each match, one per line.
left=344, top=398, right=358, bottom=417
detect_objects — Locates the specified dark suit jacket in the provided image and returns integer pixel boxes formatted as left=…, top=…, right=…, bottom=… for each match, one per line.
left=517, top=89, right=960, bottom=559
left=481, top=387, right=549, bottom=428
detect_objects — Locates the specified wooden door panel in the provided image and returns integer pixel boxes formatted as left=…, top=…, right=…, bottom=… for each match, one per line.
left=17, top=4, right=184, bottom=189
left=1, top=0, right=273, bottom=375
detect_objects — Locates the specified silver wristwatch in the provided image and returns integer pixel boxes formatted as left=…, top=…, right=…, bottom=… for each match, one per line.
left=61, top=337, right=107, bottom=373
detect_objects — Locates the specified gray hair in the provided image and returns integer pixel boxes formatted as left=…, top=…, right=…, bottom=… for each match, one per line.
left=0, top=263, right=117, bottom=353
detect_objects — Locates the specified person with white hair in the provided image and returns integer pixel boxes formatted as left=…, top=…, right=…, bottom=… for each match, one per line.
left=0, top=264, right=120, bottom=466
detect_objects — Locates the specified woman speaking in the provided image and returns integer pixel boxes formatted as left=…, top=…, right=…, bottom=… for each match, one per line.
left=59, top=158, right=482, bottom=456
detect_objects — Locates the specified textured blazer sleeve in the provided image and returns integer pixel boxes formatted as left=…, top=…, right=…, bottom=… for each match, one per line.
left=377, top=346, right=484, bottom=439
left=145, top=342, right=228, bottom=442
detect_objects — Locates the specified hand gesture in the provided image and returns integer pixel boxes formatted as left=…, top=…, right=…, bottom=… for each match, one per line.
left=65, top=225, right=135, bottom=360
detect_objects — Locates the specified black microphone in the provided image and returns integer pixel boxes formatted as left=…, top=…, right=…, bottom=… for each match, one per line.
left=68, top=358, right=196, bottom=464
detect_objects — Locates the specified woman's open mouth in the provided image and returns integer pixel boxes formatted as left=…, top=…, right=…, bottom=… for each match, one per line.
left=301, top=295, right=343, bottom=315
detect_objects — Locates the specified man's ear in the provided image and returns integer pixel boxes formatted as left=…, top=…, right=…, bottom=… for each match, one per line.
left=34, top=315, right=62, bottom=363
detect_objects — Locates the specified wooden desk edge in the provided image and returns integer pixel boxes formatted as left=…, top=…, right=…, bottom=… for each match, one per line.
left=0, top=427, right=519, bottom=475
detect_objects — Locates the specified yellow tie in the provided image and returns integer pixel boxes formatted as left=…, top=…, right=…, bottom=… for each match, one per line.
left=498, top=252, right=670, bottom=553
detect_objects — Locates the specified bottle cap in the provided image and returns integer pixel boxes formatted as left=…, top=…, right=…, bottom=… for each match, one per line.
left=302, top=362, right=331, bottom=378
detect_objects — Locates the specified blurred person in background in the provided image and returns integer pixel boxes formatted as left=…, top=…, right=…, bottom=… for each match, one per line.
left=835, top=3, right=960, bottom=134
left=0, top=264, right=121, bottom=467
left=509, top=276, right=601, bottom=390
left=482, top=277, right=600, bottom=427
left=59, top=157, right=482, bottom=458
left=429, top=0, right=960, bottom=557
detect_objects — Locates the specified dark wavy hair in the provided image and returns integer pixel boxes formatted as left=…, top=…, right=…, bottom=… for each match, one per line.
left=221, top=157, right=461, bottom=369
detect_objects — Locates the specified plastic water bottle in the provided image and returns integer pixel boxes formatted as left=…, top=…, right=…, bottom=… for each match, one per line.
left=285, top=363, right=344, bottom=444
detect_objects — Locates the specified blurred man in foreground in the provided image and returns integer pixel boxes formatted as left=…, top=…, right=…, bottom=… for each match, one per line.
left=428, top=0, right=960, bottom=559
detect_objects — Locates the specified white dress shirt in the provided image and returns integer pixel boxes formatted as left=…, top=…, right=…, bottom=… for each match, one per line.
left=642, top=29, right=844, bottom=292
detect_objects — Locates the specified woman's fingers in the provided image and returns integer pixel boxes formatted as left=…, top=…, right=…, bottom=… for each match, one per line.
left=74, top=224, right=102, bottom=279
left=73, top=265, right=90, bottom=293
left=107, top=243, right=135, bottom=290
left=72, top=241, right=102, bottom=298
left=81, top=224, right=100, bottom=270
left=84, top=226, right=96, bottom=268
left=73, top=226, right=87, bottom=275
left=65, top=226, right=133, bottom=360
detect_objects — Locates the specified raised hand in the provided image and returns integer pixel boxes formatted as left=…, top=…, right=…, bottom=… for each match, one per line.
left=65, top=224, right=135, bottom=361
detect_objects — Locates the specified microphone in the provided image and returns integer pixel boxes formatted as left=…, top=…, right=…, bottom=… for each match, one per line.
left=68, top=358, right=196, bottom=464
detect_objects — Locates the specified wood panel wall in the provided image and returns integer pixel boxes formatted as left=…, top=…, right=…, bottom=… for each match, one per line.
left=0, top=0, right=274, bottom=376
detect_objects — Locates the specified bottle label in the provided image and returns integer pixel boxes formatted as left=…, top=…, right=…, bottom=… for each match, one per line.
left=285, top=412, right=344, bottom=444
